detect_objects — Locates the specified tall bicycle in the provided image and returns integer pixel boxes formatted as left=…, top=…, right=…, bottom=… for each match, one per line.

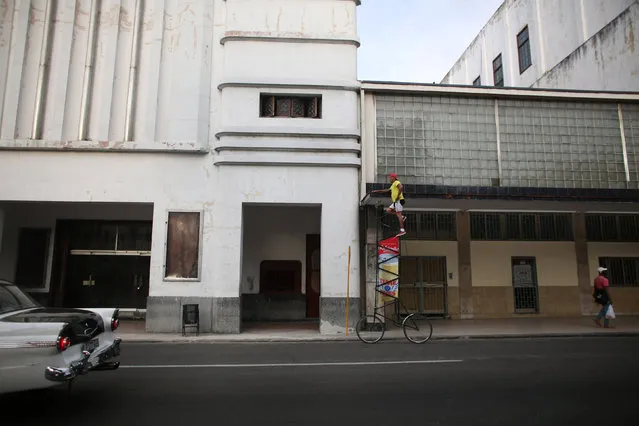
left=355, top=199, right=433, bottom=344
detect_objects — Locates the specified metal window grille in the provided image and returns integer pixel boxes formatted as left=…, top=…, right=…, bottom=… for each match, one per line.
left=586, top=214, right=639, bottom=242
left=470, top=212, right=574, bottom=241
left=598, top=257, right=639, bottom=287
left=380, top=211, right=457, bottom=240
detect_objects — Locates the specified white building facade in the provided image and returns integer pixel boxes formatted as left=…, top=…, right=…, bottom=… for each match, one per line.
left=440, top=0, right=639, bottom=91
left=0, top=0, right=362, bottom=334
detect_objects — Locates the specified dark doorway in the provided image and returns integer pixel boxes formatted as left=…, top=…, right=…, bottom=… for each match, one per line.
left=399, top=256, right=448, bottom=317
left=511, top=257, right=539, bottom=314
left=64, top=255, right=149, bottom=309
left=50, top=219, right=151, bottom=308
left=305, top=234, right=321, bottom=318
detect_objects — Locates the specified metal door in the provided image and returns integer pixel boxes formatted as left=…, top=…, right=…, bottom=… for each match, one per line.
left=399, top=256, right=448, bottom=317
left=511, top=257, right=539, bottom=313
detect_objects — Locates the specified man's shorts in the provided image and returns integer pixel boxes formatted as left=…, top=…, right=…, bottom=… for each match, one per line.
left=388, top=201, right=403, bottom=212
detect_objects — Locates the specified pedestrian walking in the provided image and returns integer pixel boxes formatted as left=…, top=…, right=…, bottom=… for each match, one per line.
left=593, top=266, right=615, bottom=328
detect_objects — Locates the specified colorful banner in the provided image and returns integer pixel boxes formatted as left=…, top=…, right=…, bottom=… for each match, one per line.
left=377, top=235, right=399, bottom=301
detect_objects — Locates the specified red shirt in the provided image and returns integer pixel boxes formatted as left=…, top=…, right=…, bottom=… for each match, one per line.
left=594, top=275, right=609, bottom=290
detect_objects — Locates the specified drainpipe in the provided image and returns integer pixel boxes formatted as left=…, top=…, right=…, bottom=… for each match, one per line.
left=359, top=87, right=366, bottom=201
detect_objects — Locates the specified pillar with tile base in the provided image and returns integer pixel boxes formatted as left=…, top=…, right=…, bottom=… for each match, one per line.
left=574, top=212, right=595, bottom=315
left=457, top=211, right=474, bottom=319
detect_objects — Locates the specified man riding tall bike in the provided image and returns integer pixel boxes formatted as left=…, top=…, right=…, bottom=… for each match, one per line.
left=371, top=172, right=406, bottom=236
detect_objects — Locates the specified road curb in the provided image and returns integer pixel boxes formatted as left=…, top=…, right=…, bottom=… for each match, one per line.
left=117, top=331, right=639, bottom=344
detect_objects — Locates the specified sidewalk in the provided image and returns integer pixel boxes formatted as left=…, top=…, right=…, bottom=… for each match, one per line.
left=114, top=315, right=639, bottom=343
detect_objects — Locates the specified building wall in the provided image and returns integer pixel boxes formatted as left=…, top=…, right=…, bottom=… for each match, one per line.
left=0, top=0, right=362, bottom=334
left=532, top=3, right=639, bottom=92
left=470, top=241, right=580, bottom=318
left=362, top=86, right=639, bottom=319
left=440, top=0, right=637, bottom=90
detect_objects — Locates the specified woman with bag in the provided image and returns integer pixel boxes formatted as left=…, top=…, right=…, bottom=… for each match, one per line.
left=593, top=266, right=615, bottom=328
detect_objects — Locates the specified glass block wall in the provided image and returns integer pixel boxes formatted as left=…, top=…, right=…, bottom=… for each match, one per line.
left=622, top=103, right=639, bottom=189
left=498, top=100, right=624, bottom=188
left=375, top=94, right=634, bottom=189
left=375, top=95, right=499, bottom=186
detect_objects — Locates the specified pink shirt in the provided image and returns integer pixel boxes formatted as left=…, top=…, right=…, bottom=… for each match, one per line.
left=594, top=275, right=609, bottom=290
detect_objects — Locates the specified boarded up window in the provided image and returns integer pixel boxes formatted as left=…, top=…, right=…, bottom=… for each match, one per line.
left=15, top=228, right=51, bottom=289
left=165, top=212, right=200, bottom=279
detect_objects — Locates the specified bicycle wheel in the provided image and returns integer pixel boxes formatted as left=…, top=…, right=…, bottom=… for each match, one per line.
left=355, top=314, right=385, bottom=344
left=402, top=313, right=433, bottom=344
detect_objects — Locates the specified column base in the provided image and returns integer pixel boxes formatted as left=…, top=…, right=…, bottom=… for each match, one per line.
left=319, top=297, right=360, bottom=334
left=145, top=296, right=240, bottom=334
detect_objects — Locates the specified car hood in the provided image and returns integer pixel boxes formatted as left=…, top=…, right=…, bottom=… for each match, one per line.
left=1, top=307, right=98, bottom=323
left=1, top=308, right=105, bottom=342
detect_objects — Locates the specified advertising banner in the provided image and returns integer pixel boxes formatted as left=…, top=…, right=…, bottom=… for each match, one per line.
left=377, top=235, right=400, bottom=302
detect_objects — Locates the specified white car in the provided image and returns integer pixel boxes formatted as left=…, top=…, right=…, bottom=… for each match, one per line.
left=0, top=279, right=122, bottom=394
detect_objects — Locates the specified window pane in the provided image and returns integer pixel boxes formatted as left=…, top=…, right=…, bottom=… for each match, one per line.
left=117, top=222, right=152, bottom=251
left=14, top=228, right=50, bottom=289
left=291, top=98, right=305, bottom=117
left=165, top=212, right=200, bottom=279
left=69, top=221, right=117, bottom=250
left=276, top=98, right=291, bottom=117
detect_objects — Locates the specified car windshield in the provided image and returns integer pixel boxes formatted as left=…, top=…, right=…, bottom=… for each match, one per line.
left=0, top=283, right=40, bottom=315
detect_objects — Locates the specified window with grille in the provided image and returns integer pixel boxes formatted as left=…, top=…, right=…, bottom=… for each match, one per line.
left=260, top=94, right=321, bottom=118
left=493, top=54, right=504, bottom=87
left=470, top=212, right=573, bottom=241
left=382, top=211, right=457, bottom=240
left=517, top=26, right=532, bottom=73
left=586, top=214, right=639, bottom=242
left=598, top=257, right=639, bottom=287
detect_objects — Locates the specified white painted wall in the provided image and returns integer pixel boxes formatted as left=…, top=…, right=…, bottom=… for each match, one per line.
left=0, top=0, right=361, bottom=325
left=241, top=205, right=321, bottom=294
left=440, top=0, right=637, bottom=90
left=0, top=0, right=214, bottom=147
left=533, top=3, right=639, bottom=92
left=213, top=166, right=360, bottom=300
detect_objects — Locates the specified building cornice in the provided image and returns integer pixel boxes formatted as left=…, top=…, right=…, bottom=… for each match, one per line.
left=220, top=32, right=360, bottom=47
left=360, top=81, right=639, bottom=103
left=218, top=79, right=360, bottom=92
left=215, top=127, right=360, bottom=140
left=0, top=139, right=209, bottom=154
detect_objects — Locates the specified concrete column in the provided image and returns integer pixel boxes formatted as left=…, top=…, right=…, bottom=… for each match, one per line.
left=457, top=211, right=474, bottom=319
left=364, top=227, right=377, bottom=317
left=574, top=212, right=593, bottom=315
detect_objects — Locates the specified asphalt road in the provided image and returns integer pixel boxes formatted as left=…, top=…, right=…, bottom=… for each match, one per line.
left=2, top=337, right=638, bottom=426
